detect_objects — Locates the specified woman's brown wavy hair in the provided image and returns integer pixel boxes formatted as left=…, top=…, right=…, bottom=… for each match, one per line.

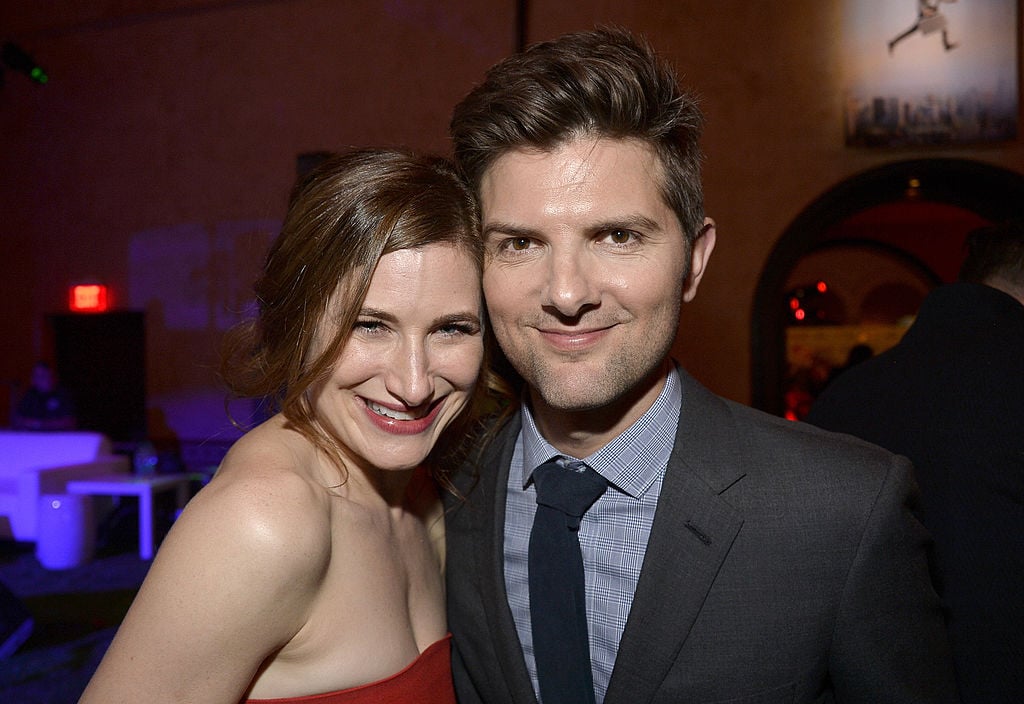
left=220, top=147, right=507, bottom=489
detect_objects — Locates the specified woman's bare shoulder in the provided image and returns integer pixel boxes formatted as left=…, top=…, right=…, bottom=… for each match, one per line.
left=179, top=419, right=334, bottom=573
left=77, top=420, right=339, bottom=702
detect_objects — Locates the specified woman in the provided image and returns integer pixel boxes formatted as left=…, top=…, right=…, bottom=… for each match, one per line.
left=79, top=148, right=494, bottom=703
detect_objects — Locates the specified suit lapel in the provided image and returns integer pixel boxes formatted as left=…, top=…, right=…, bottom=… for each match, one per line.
left=605, top=369, right=746, bottom=704
left=470, top=415, right=540, bottom=704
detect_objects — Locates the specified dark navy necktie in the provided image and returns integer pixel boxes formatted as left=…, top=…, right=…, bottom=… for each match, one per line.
left=529, top=459, right=609, bottom=704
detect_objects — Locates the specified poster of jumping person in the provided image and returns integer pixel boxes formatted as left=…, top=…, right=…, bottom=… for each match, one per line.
left=843, top=0, right=1016, bottom=146
left=888, top=0, right=961, bottom=54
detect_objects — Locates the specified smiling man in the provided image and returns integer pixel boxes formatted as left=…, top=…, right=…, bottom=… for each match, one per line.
left=444, top=27, right=959, bottom=704
left=479, top=137, right=711, bottom=458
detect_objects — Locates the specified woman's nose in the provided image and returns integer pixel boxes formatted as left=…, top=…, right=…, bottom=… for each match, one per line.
left=384, top=339, right=434, bottom=408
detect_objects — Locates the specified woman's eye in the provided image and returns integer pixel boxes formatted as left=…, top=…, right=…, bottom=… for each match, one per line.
left=438, top=322, right=480, bottom=337
left=354, top=320, right=383, bottom=333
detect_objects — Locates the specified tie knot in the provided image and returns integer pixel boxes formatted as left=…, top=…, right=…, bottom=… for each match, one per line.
left=533, top=460, right=608, bottom=519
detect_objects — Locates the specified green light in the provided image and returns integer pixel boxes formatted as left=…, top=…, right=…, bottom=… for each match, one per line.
left=3, top=42, right=49, bottom=85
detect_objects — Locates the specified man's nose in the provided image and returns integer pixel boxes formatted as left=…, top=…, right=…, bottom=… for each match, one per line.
left=541, top=250, right=600, bottom=318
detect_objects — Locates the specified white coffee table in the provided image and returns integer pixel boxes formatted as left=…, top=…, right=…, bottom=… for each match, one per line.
left=66, top=473, right=194, bottom=559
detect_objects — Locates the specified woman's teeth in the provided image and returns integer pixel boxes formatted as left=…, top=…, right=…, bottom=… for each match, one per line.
left=366, top=400, right=423, bottom=420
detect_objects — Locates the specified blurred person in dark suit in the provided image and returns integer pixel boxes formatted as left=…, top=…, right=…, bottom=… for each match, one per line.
left=808, top=220, right=1024, bottom=704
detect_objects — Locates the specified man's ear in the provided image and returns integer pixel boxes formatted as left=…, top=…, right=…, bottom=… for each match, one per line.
left=683, top=217, right=716, bottom=302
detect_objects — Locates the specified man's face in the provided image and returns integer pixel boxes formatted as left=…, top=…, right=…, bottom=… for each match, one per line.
left=479, top=137, right=715, bottom=425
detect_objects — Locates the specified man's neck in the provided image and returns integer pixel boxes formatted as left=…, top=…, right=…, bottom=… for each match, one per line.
left=983, top=276, right=1024, bottom=307
left=528, top=360, right=672, bottom=458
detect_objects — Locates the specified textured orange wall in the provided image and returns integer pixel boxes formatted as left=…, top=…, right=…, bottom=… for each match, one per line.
left=523, top=1, right=1024, bottom=404
left=0, top=0, right=515, bottom=436
left=1, top=1, right=1021, bottom=436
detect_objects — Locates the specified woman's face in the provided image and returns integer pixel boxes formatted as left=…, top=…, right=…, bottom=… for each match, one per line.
left=309, top=243, right=483, bottom=473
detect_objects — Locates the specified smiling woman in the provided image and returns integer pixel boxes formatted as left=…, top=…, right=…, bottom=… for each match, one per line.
left=307, top=245, right=484, bottom=474
left=77, top=149, right=500, bottom=704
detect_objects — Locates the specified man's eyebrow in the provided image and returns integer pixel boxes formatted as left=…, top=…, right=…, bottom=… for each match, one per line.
left=481, top=221, right=538, bottom=239
left=483, top=214, right=665, bottom=239
left=590, top=214, right=664, bottom=233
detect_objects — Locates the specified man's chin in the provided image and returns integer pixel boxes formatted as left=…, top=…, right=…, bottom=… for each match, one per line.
left=525, top=358, right=671, bottom=416
left=530, top=378, right=626, bottom=414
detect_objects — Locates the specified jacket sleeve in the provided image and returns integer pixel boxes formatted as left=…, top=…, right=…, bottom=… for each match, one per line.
left=829, top=455, right=960, bottom=703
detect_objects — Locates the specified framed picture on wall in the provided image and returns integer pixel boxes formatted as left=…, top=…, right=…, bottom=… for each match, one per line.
left=842, top=0, right=1018, bottom=147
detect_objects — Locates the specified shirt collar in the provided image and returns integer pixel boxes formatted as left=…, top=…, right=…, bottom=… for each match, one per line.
left=518, top=366, right=682, bottom=497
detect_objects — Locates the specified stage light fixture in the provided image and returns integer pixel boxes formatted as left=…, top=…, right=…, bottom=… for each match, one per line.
left=2, top=41, right=48, bottom=84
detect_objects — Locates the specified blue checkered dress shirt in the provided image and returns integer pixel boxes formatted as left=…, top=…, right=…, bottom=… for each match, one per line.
left=504, top=367, right=682, bottom=704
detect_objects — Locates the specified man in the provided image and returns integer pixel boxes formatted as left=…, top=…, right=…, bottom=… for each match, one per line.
left=442, top=27, right=961, bottom=704
left=12, top=361, right=77, bottom=431
left=808, top=222, right=1024, bottom=704
left=444, top=27, right=957, bottom=704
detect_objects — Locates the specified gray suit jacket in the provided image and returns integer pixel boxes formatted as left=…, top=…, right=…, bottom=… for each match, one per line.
left=445, top=368, right=959, bottom=703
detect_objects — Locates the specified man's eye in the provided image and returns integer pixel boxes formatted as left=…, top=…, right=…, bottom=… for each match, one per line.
left=607, top=229, right=635, bottom=244
left=509, top=237, right=532, bottom=251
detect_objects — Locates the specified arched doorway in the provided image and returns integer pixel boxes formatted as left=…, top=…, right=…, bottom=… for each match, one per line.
left=752, top=158, right=1024, bottom=416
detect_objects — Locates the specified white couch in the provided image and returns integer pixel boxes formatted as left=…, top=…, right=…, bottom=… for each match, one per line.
left=0, top=430, right=130, bottom=541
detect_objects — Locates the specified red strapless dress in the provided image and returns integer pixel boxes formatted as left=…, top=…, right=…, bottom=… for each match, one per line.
left=246, top=635, right=455, bottom=704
